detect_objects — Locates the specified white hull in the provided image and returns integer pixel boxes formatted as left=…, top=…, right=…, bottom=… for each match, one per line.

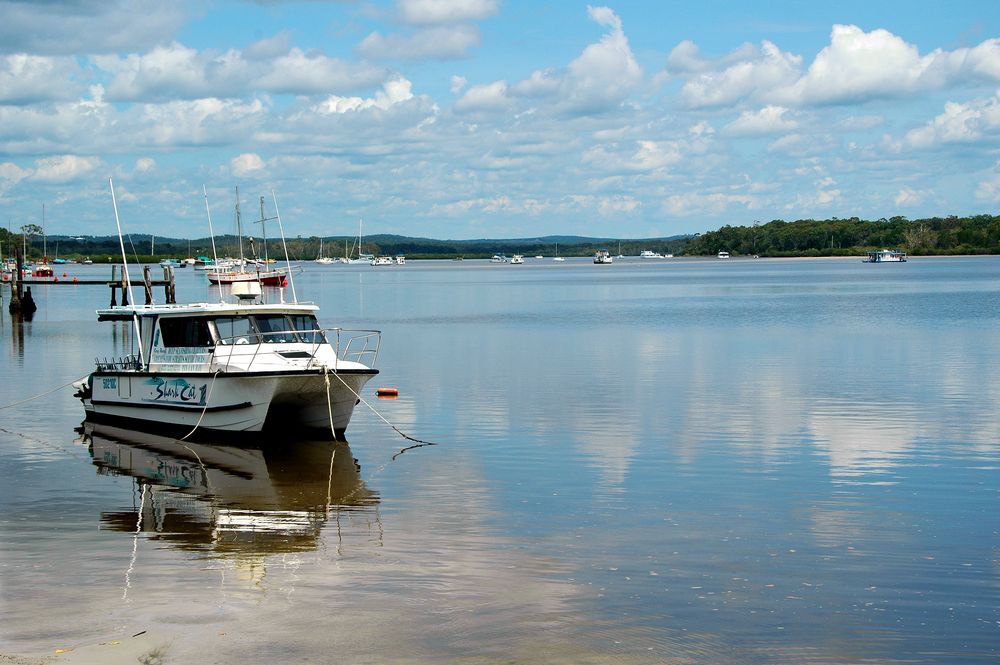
left=82, top=369, right=375, bottom=435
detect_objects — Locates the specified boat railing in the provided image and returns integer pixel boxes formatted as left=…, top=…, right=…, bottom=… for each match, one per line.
left=211, top=327, right=381, bottom=370
left=333, top=328, right=381, bottom=366
left=94, top=354, right=142, bottom=371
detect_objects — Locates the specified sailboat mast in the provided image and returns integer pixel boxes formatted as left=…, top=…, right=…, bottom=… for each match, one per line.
left=235, top=186, right=244, bottom=264
left=259, top=196, right=268, bottom=264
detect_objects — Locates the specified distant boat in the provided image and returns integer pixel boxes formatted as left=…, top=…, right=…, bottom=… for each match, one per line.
left=491, top=254, right=508, bottom=263
left=510, top=254, right=524, bottom=264
left=82, top=257, right=93, bottom=265
left=534, top=255, right=543, bottom=259
left=315, top=239, right=335, bottom=264
left=864, top=249, right=907, bottom=263
left=717, top=251, right=730, bottom=259
left=395, top=255, right=406, bottom=265
left=640, top=250, right=663, bottom=259
left=594, top=249, right=613, bottom=264
left=370, top=256, right=393, bottom=266
left=553, top=243, right=565, bottom=262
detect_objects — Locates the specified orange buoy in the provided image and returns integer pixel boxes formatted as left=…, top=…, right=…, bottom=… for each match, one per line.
left=376, top=387, right=399, bottom=398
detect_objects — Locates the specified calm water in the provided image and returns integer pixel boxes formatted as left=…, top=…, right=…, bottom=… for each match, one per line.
left=1, top=256, right=998, bottom=663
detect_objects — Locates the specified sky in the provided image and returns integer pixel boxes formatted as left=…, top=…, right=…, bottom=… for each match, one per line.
left=1, top=0, right=999, bottom=241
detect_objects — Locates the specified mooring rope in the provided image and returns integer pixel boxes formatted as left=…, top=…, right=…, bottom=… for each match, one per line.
left=322, top=365, right=439, bottom=452
left=0, top=376, right=86, bottom=411
left=177, top=370, right=222, bottom=442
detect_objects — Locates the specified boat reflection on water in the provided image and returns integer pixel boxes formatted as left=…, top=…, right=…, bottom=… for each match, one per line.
left=77, top=422, right=379, bottom=557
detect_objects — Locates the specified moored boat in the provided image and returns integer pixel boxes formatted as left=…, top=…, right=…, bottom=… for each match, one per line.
left=864, top=249, right=907, bottom=263
left=594, top=249, right=613, bottom=264
left=75, top=300, right=380, bottom=438
left=75, top=180, right=380, bottom=440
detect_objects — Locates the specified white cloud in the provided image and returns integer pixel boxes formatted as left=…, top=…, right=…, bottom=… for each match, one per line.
left=894, top=187, right=926, bottom=206
left=0, top=162, right=31, bottom=184
left=135, top=158, right=156, bottom=173
left=777, top=26, right=1000, bottom=105
left=0, top=55, right=85, bottom=103
left=558, top=6, right=642, bottom=113
left=396, top=0, right=500, bottom=26
left=666, top=39, right=759, bottom=75
left=511, top=69, right=561, bottom=97
left=358, top=25, right=481, bottom=60
left=901, top=94, right=1000, bottom=150
left=0, top=0, right=187, bottom=55
left=663, top=192, right=758, bottom=216
left=454, top=80, right=511, bottom=113
left=450, top=75, right=467, bottom=94
left=676, top=26, right=1000, bottom=109
left=231, top=153, right=265, bottom=177
left=681, top=41, right=801, bottom=108
left=975, top=164, right=1000, bottom=202
left=583, top=139, right=684, bottom=172
left=723, top=105, right=797, bottom=136
left=256, top=48, right=388, bottom=95
left=97, top=43, right=390, bottom=101
left=32, top=155, right=102, bottom=182
left=134, top=98, right=268, bottom=147
left=314, top=77, right=416, bottom=114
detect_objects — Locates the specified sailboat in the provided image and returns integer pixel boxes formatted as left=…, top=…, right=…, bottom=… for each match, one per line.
left=315, top=238, right=335, bottom=264
left=206, top=189, right=292, bottom=287
left=553, top=242, right=565, bottom=262
left=347, top=219, right=374, bottom=264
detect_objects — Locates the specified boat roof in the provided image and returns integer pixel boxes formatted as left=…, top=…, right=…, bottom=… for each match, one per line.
left=97, top=301, right=319, bottom=319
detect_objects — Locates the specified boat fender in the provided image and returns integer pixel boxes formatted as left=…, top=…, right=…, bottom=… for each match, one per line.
left=376, top=387, right=399, bottom=398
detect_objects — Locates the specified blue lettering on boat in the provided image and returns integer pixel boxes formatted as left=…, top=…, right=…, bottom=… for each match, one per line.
left=141, top=377, right=208, bottom=406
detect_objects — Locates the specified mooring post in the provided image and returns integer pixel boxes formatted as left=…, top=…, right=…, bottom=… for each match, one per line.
left=120, top=265, right=129, bottom=307
left=109, top=264, right=118, bottom=306
left=143, top=265, right=153, bottom=305
left=8, top=248, right=22, bottom=313
left=162, top=265, right=176, bottom=304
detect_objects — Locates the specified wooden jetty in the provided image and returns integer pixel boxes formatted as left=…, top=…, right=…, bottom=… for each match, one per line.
left=4, top=263, right=177, bottom=311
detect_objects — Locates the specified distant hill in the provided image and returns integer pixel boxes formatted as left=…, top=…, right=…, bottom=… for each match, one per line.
left=6, top=232, right=693, bottom=261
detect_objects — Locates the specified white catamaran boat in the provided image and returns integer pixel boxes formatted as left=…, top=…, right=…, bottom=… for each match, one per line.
left=864, top=249, right=907, bottom=263
left=74, top=181, right=381, bottom=439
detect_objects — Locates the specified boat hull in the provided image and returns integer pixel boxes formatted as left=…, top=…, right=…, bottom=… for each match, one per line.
left=81, top=368, right=377, bottom=439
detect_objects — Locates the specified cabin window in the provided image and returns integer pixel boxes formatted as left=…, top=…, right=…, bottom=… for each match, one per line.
left=288, top=314, right=325, bottom=344
left=252, top=315, right=294, bottom=343
left=214, top=316, right=257, bottom=345
left=158, top=318, right=212, bottom=348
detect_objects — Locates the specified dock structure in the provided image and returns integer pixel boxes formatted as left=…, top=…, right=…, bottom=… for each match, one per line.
left=3, top=264, right=177, bottom=308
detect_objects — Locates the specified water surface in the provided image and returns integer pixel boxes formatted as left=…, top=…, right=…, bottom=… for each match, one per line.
left=1, top=256, right=998, bottom=663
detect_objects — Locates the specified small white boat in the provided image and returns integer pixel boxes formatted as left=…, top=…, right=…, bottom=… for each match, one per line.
left=491, top=254, right=508, bottom=263
left=370, top=255, right=393, bottom=266
left=82, top=257, right=93, bottom=265
left=639, top=250, right=663, bottom=259
left=717, top=251, right=730, bottom=259
left=395, top=255, right=406, bottom=265
left=534, top=255, right=543, bottom=259
left=75, top=299, right=379, bottom=438
left=594, top=249, right=613, bottom=264
left=864, top=249, right=907, bottom=263
left=315, top=240, right=335, bottom=264
left=510, top=254, right=524, bottom=264
left=76, top=181, right=381, bottom=439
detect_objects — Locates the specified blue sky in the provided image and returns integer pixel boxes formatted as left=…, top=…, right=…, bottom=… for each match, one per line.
left=1, top=0, right=999, bottom=240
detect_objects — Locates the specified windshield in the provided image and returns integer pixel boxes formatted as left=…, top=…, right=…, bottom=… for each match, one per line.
left=212, top=314, right=325, bottom=345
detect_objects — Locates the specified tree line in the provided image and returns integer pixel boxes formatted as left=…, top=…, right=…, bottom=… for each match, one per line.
left=683, top=215, right=1000, bottom=257
left=3, top=215, right=998, bottom=261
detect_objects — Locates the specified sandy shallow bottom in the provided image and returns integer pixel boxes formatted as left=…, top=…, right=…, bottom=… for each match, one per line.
left=2, top=631, right=171, bottom=665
